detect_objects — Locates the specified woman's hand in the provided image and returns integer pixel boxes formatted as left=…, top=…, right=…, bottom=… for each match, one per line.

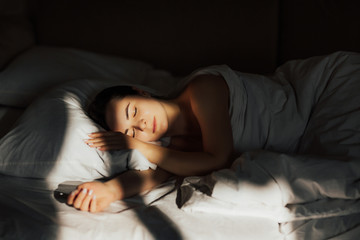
left=67, top=181, right=120, bottom=212
left=85, top=131, right=136, bottom=151
left=67, top=169, right=172, bottom=213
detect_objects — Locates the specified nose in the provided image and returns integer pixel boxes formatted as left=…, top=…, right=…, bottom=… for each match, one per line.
left=136, top=118, right=146, bottom=131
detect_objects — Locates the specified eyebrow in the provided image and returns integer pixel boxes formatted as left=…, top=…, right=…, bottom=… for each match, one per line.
left=124, top=102, right=130, bottom=135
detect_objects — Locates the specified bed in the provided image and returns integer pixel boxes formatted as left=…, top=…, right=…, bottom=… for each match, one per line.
left=1, top=1, right=360, bottom=240
left=0, top=46, right=285, bottom=240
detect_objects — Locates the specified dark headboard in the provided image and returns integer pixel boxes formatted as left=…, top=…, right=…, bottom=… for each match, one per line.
left=278, top=0, right=360, bottom=65
left=2, top=0, right=359, bottom=75
left=32, top=0, right=279, bottom=75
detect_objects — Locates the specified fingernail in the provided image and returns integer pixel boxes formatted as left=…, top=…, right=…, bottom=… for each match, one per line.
left=93, top=195, right=96, bottom=200
left=82, top=188, right=87, bottom=194
left=70, top=191, right=76, bottom=196
left=88, top=189, right=93, bottom=196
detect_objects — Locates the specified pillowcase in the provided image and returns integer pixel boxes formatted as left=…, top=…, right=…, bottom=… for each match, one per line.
left=0, top=80, right=156, bottom=188
left=0, top=46, right=154, bottom=107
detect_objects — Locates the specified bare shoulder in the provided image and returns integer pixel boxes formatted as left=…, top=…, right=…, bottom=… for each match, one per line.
left=187, top=74, right=228, bottom=94
left=187, top=74, right=229, bottom=108
left=186, top=74, right=233, bottom=166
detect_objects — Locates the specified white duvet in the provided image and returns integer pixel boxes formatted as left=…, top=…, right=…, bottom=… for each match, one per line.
left=178, top=52, right=360, bottom=239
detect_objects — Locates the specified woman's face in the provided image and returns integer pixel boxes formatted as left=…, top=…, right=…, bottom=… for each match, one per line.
left=105, top=95, right=169, bottom=142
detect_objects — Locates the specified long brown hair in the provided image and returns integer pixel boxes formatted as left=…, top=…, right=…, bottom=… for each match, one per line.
left=87, top=86, right=139, bottom=130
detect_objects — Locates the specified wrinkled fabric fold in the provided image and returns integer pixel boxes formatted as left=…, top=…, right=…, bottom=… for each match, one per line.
left=178, top=52, right=360, bottom=238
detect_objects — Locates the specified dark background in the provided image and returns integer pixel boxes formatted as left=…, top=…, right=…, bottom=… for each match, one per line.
left=1, top=0, right=360, bottom=75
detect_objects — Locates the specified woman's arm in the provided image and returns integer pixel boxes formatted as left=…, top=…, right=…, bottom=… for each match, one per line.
left=67, top=167, right=171, bottom=212
left=130, top=140, right=230, bottom=176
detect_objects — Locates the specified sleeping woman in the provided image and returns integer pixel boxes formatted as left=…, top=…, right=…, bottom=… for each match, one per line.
left=67, top=72, right=235, bottom=212
left=67, top=52, right=360, bottom=212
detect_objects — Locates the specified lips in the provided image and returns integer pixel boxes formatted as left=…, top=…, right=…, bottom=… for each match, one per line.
left=153, top=116, right=156, bottom=133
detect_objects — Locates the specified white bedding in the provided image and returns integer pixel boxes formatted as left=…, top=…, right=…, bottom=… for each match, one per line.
left=178, top=52, right=360, bottom=239
left=1, top=47, right=360, bottom=240
left=0, top=173, right=283, bottom=240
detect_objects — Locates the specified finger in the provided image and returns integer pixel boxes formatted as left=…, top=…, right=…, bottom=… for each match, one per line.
left=86, top=138, right=128, bottom=150
left=90, top=195, right=97, bottom=213
left=85, top=132, right=124, bottom=142
left=85, top=138, right=112, bottom=146
left=85, top=137, right=124, bottom=148
left=84, top=138, right=109, bottom=148
left=84, top=137, right=106, bottom=145
left=89, top=131, right=118, bottom=138
left=90, top=131, right=108, bottom=135
left=73, top=188, right=88, bottom=209
left=67, top=189, right=80, bottom=205
left=80, top=189, right=94, bottom=211
left=86, top=142, right=121, bottom=150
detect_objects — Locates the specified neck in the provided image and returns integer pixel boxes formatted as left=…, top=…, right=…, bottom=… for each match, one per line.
left=161, top=95, right=196, bottom=137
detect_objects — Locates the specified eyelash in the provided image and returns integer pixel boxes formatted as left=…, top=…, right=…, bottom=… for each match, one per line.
left=132, top=107, right=137, bottom=138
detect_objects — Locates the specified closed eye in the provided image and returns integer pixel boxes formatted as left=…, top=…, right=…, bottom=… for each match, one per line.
left=125, top=102, right=130, bottom=120
left=133, top=107, right=137, bottom=117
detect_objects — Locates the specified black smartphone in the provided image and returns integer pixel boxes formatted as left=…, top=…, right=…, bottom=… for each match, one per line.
left=54, top=181, right=83, bottom=203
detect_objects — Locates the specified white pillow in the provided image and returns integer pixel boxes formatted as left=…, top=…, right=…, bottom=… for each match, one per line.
left=0, top=80, right=156, bottom=188
left=0, top=46, right=154, bottom=107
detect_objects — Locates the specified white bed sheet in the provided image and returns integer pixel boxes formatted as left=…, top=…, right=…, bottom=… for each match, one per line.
left=0, top=174, right=283, bottom=240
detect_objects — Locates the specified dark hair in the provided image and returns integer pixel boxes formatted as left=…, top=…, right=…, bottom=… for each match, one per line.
left=87, top=86, right=139, bottom=130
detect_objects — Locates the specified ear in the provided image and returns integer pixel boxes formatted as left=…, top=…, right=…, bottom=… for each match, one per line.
left=132, top=87, right=152, bottom=97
